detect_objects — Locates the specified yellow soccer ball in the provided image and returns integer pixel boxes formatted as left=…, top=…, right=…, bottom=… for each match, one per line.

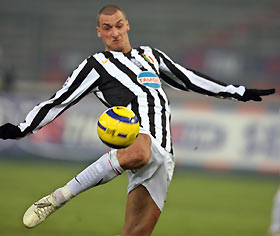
left=97, top=106, right=140, bottom=149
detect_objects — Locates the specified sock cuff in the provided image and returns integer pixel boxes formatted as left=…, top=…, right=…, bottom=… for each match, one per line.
left=109, top=149, right=124, bottom=175
left=61, top=185, right=74, bottom=200
left=53, top=185, right=74, bottom=206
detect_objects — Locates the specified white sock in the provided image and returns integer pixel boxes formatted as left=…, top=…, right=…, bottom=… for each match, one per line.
left=54, top=185, right=73, bottom=206
left=66, top=150, right=123, bottom=196
left=270, top=188, right=280, bottom=233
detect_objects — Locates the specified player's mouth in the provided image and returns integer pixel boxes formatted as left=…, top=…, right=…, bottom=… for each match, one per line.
left=112, top=39, right=120, bottom=44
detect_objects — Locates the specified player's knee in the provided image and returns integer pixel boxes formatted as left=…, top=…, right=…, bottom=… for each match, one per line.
left=117, top=134, right=151, bottom=169
left=132, top=146, right=151, bottom=167
left=120, top=146, right=150, bottom=169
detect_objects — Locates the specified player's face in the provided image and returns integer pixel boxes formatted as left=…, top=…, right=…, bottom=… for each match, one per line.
left=96, top=10, right=131, bottom=53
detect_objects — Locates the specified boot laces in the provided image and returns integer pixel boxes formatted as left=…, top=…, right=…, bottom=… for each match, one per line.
left=34, top=195, right=56, bottom=219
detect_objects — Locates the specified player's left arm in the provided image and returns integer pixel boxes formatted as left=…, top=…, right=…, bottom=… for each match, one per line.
left=152, top=48, right=275, bottom=101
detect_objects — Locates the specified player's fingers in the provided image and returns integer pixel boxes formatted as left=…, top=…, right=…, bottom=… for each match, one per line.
left=254, top=96, right=262, bottom=101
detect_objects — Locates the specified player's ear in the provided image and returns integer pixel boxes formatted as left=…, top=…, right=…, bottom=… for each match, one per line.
left=96, top=26, right=101, bottom=38
left=126, top=19, right=130, bottom=32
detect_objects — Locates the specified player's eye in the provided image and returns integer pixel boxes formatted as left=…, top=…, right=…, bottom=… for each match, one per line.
left=103, top=25, right=111, bottom=31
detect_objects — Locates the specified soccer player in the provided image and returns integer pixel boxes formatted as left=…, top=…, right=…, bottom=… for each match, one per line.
left=0, top=5, right=275, bottom=236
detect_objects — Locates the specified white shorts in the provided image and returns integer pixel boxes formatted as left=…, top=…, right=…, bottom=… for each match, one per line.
left=126, top=135, right=175, bottom=211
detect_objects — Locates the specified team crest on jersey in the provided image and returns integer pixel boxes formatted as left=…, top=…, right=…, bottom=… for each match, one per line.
left=137, top=71, right=161, bottom=89
left=142, top=53, right=154, bottom=64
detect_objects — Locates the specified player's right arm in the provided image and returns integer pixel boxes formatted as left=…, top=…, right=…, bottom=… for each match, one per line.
left=0, top=56, right=101, bottom=140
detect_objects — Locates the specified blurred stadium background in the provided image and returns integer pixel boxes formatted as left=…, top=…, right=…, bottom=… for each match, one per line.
left=0, top=0, right=279, bottom=235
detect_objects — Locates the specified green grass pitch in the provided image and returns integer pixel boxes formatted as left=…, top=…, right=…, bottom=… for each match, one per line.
left=0, top=159, right=278, bottom=236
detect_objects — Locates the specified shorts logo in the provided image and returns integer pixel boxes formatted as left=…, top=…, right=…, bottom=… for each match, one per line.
left=137, top=71, right=161, bottom=89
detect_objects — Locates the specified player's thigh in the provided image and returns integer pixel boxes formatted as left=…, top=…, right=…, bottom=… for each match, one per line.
left=121, top=185, right=161, bottom=236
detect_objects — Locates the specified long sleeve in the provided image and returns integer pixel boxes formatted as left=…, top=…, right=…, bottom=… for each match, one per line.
left=153, top=48, right=246, bottom=100
left=18, top=57, right=101, bottom=137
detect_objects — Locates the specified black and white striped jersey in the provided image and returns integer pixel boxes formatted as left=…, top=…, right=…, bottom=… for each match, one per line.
left=18, top=46, right=246, bottom=154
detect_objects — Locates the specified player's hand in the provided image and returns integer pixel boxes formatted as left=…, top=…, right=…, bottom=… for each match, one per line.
left=240, top=88, right=275, bottom=102
left=0, top=123, right=23, bottom=140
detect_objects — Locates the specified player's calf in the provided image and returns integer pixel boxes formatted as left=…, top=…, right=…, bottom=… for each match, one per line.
left=23, top=150, right=123, bottom=228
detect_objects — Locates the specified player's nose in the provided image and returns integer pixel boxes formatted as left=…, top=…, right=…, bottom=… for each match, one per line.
left=111, top=27, right=119, bottom=37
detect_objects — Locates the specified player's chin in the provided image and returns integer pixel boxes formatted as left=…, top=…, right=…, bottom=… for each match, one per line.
left=112, top=47, right=124, bottom=52
left=110, top=43, right=123, bottom=52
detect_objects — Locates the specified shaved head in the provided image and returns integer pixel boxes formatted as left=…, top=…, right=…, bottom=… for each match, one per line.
left=97, top=5, right=126, bottom=26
